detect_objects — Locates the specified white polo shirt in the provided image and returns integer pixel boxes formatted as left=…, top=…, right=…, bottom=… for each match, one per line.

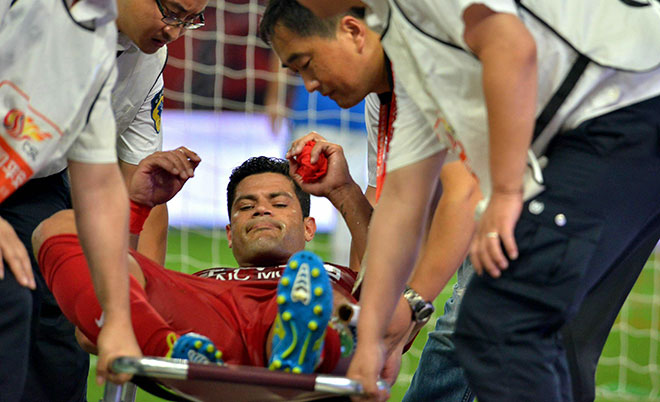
left=362, top=0, right=660, bottom=199
left=114, top=33, right=167, bottom=165
left=0, top=0, right=118, bottom=200
left=364, top=87, right=448, bottom=188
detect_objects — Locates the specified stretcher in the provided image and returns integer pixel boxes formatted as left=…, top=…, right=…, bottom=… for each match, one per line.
left=102, top=357, right=390, bottom=402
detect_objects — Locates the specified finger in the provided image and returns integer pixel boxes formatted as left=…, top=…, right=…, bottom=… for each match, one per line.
left=96, top=358, right=107, bottom=385
left=286, top=137, right=308, bottom=158
left=310, top=141, right=330, bottom=164
left=486, top=235, right=509, bottom=270
left=469, top=241, right=483, bottom=276
left=3, top=243, right=35, bottom=289
left=477, top=244, right=501, bottom=278
left=150, top=153, right=179, bottom=176
left=501, top=230, right=519, bottom=261
left=288, top=159, right=299, bottom=177
left=287, top=132, right=327, bottom=158
left=171, top=149, right=195, bottom=178
left=106, top=371, right=132, bottom=385
left=178, top=147, right=202, bottom=167
left=169, top=150, right=193, bottom=178
left=377, top=388, right=390, bottom=402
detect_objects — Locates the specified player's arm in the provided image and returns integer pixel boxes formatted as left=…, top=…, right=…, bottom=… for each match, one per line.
left=117, top=74, right=169, bottom=264
left=462, top=4, right=537, bottom=277
left=119, top=161, right=168, bottom=262
left=127, top=147, right=200, bottom=239
left=347, top=150, right=446, bottom=398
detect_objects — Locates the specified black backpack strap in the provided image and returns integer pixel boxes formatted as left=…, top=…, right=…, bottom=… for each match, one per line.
left=532, top=52, right=590, bottom=141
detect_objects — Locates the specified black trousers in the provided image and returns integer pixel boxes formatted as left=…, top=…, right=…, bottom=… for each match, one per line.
left=562, top=217, right=660, bottom=402
left=0, top=170, right=88, bottom=402
left=454, top=95, right=660, bottom=401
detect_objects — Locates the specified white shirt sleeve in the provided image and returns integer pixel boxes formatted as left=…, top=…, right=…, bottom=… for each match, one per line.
left=455, top=0, right=518, bottom=16
left=387, top=80, right=447, bottom=174
left=116, top=74, right=164, bottom=165
left=67, top=65, right=118, bottom=164
left=454, top=0, right=519, bottom=37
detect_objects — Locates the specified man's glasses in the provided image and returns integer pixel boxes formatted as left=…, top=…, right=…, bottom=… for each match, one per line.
left=155, top=0, right=205, bottom=30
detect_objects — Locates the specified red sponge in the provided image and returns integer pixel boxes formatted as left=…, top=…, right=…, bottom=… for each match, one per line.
left=295, top=140, right=328, bottom=183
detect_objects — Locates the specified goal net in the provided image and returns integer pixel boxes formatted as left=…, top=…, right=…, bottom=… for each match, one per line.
left=160, top=1, right=660, bottom=400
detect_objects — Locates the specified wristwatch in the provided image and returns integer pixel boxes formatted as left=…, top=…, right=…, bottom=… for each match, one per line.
left=403, top=286, right=435, bottom=324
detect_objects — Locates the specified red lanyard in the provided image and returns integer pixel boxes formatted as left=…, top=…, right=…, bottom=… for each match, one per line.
left=375, top=90, right=396, bottom=202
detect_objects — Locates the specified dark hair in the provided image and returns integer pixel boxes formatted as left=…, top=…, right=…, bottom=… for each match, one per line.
left=227, top=156, right=310, bottom=218
left=258, top=0, right=365, bottom=46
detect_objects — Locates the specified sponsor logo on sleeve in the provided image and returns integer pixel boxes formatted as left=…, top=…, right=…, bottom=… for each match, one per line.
left=151, top=88, right=164, bottom=133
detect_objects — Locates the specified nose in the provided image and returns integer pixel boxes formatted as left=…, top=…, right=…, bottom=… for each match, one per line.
left=163, top=24, right=184, bottom=42
left=252, top=202, right=272, bottom=216
left=303, top=76, right=320, bottom=93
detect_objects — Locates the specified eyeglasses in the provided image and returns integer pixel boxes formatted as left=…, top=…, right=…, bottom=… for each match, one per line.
left=155, top=0, right=205, bottom=30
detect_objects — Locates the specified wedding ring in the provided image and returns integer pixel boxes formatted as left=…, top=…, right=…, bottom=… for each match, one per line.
left=486, top=232, right=499, bottom=239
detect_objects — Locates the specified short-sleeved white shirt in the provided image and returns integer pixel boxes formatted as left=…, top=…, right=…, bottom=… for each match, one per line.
left=0, top=0, right=118, bottom=196
left=362, top=0, right=660, bottom=199
left=365, top=86, right=450, bottom=188
left=114, top=34, right=167, bottom=165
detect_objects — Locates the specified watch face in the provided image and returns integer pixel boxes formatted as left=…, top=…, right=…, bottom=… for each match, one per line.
left=417, top=306, right=434, bottom=322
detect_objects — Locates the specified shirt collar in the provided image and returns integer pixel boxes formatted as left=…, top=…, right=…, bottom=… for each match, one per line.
left=117, top=32, right=137, bottom=53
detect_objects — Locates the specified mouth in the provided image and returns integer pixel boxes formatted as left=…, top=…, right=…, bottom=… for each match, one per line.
left=151, top=38, right=167, bottom=48
left=247, top=221, right=280, bottom=233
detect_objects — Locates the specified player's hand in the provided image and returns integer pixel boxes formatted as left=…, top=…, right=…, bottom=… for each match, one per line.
left=94, top=314, right=142, bottom=386
left=286, top=133, right=354, bottom=199
left=129, top=147, right=201, bottom=207
left=0, top=217, right=35, bottom=289
left=347, top=340, right=390, bottom=402
left=470, top=189, right=522, bottom=277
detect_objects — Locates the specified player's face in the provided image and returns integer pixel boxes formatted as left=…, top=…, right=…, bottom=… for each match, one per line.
left=116, top=0, right=207, bottom=54
left=271, top=25, right=372, bottom=109
left=227, top=173, right=316, bottom=267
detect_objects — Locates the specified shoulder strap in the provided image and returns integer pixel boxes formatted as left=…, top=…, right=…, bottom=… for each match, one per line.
left=533, top=54, right=589, bottom=141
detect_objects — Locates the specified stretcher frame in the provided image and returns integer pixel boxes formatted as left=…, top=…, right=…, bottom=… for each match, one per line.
left=102, top=357, right=389, bottom=402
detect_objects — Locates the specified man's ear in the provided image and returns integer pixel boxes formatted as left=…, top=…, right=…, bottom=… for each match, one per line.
left=226, top=224, right=233, bottom=248
left=340, top=15, right=366, bottom=52
left=303, top=217, right=316, bottom=242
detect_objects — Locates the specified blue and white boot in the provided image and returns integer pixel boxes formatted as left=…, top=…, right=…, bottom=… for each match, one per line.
left=269, top=251, right=332, bottom=374
left=167, top=332, right=223, bottom=364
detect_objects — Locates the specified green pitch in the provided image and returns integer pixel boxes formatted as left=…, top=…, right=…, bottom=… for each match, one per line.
left=85, top=229, right=659, bottom=401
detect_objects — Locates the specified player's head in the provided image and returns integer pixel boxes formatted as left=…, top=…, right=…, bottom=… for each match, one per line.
left=116, top=0, right=207, bottom=54
left=259, top=0, right=388, bottom=108
left=226, top=157, right=316, bottom=267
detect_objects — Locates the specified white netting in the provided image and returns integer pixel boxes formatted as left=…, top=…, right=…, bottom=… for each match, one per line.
left=162, top=1, right=660, bottom=400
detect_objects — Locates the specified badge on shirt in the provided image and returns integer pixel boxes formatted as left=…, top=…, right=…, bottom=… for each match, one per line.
left=151, top=88, right=164, bottom=133
left=0, top=81, right=61, bottom=202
